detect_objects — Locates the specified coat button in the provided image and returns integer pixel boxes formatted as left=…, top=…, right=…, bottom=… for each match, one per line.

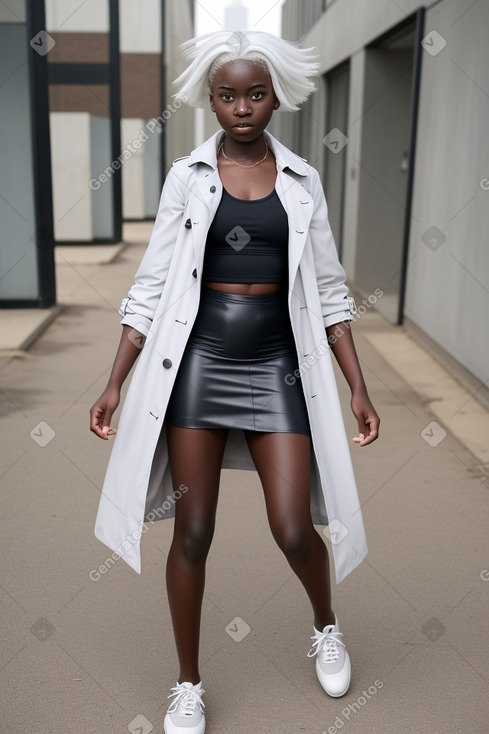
left=185, top=218, right=192, bottom=229
left=192, top=268, right=197, bottom=278
left=162, top=358, right=172, bottom=369
left=210, top=185, right=216, bottom=193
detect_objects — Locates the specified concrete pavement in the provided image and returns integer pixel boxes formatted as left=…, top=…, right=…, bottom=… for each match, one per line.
left=1, top=223, right=488, bottom=733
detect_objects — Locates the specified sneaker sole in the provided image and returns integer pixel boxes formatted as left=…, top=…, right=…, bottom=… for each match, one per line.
left=163, top=713, right=206, bottom=734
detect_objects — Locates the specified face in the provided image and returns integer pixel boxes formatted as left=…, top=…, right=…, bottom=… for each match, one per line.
left=209, top=58, right=280, bottom=142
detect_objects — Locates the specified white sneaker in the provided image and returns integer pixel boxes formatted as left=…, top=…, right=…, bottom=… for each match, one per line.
left=163, top=680, right=206, bottom=734
left=307, top=615, right=351, bottom=697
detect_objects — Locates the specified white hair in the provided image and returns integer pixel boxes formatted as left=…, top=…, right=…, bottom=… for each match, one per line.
left=172, top=30, right=320, bottom=112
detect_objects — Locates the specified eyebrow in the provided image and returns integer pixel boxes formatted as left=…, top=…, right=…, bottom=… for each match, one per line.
left=217, top=83, right=268, bottom=91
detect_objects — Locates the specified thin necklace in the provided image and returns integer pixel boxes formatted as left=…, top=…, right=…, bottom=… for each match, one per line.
left=218, top=140, right=269, bottom=169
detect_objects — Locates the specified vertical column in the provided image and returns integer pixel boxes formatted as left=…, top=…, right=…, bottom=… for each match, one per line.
left=27, top=0, right=55, bottom=306
left=160, top=0, right=166, bottom=185
left=108, top=0, right=122, bottom=242
left=0, top=0, right=55, bottom=307
left=47, top=0, right=121, bottom=244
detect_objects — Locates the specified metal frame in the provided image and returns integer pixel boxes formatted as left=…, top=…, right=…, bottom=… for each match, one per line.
left=160, top=0, right=166, bottom=187
left=323, top=59, right=350, bottom=262
left=24, top=0, right=56, bottom=308
left=48, top=63, right=110, bottom=84
left=397, top=7, right=425, bottom=325
left=108, top=0, right=122, bottom=243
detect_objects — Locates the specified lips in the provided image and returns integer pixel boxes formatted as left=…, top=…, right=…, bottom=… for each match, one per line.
left=233, top=123, right=253, bottom=128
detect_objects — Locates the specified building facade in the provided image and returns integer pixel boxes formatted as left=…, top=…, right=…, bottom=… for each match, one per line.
left=0, top=0, right=195, bottom=306
left=46, top=0, right=194, bottom=237
left=275, top=0, right=489, bottom=396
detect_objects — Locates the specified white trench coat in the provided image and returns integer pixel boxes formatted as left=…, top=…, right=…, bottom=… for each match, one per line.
left=94, top=130, right=368, bottom=584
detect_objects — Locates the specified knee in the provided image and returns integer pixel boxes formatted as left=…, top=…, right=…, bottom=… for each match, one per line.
left=178, top=522, right=214, bottom=565
left=272, top=524, right=312, bottom=562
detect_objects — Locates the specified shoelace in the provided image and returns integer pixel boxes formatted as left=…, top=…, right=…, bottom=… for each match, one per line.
left=167, top=682, right=205, bottom=717
left=307, top=628, right=345, bottom=662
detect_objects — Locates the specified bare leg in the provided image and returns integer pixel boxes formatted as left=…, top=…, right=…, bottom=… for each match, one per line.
left=244, top=430, right=335, bottom=630
left=166, top=425, right=229, bottom=685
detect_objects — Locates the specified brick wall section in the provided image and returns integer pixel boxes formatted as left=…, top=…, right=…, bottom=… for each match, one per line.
left=120, top=53, right=161, bottom=119
left=49, top=84, right=110, bottom=116
left=47, top=32, right=161, bottom=120
left=48, top=32, right=109, bottom=63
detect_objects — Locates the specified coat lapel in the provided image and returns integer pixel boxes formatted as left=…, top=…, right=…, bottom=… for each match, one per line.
left=187, top=168, right=223, bottom=271
left=275, top=170, right=314, bottom=292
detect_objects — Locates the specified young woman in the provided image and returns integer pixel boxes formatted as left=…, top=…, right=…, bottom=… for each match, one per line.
left=90, top=31, right=379, bottom=734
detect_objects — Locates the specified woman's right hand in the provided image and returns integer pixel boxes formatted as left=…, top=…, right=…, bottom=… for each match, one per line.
left=89, top=385, right=120, bottom=440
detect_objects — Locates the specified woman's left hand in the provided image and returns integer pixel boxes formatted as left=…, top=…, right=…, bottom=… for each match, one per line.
left=351, top=389, right=380, bottom=446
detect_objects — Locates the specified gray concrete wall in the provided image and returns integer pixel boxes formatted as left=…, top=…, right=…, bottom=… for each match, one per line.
left=404, top=0, right=489, bottom=385
left=46, top=0, right=109, bottom=31
left=50, top=112, right=93, bottom=241
left=284, top=0, right=422, bottom=63
left=281, top=0, right=489, bottom=385
left=0, top=0, right=25, bottom=21
left=91, top=115, right=113, bottom=238
left=144, top=125, right=162, bottom=217
left=119, top=0, right=163, bottom=219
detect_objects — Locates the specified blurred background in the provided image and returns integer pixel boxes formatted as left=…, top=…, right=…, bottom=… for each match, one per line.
left=1, top=4, right=489, bottom=731
left=1, top=0, right=488, bottom=400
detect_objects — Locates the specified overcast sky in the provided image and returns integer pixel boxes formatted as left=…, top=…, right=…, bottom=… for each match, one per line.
left=195, top=0, right=284, bottom=36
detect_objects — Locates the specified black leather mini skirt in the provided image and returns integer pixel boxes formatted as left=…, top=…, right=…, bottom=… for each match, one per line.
left=165, top=285, right=311, bottom=435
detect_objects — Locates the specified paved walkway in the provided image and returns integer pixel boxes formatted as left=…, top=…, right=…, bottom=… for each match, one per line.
left=1, top=223, right=488, bottom=733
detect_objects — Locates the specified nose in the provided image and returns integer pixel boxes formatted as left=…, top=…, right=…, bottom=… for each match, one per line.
left=234, top=97, right=251, bottom=116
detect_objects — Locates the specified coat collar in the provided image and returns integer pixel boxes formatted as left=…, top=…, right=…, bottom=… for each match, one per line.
left=186, top=129, right=309, bottom=177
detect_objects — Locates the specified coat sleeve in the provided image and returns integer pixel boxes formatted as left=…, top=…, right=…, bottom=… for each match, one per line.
left=308, top=168, right=357, bottom=328
left=118, top=164, right=187, bottom=337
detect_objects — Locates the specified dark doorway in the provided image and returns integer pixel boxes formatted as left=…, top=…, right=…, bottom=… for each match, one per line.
left=323, top=61, right=350, bottom=260
left=354, top=13, right=423, bottom=323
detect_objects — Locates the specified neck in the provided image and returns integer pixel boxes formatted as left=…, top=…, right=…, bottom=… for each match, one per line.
left=221, top=133, right=267, bottom=161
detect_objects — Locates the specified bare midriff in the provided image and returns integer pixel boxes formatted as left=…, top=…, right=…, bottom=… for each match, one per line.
left=203, top=281, right=280, bottom=294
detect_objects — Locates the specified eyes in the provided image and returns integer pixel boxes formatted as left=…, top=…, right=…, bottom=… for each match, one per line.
left=219, top=91, right=266, bottom=103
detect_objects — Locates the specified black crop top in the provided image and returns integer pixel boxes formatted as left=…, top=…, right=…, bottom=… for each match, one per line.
left=201, top=188, right=289, bottom=283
